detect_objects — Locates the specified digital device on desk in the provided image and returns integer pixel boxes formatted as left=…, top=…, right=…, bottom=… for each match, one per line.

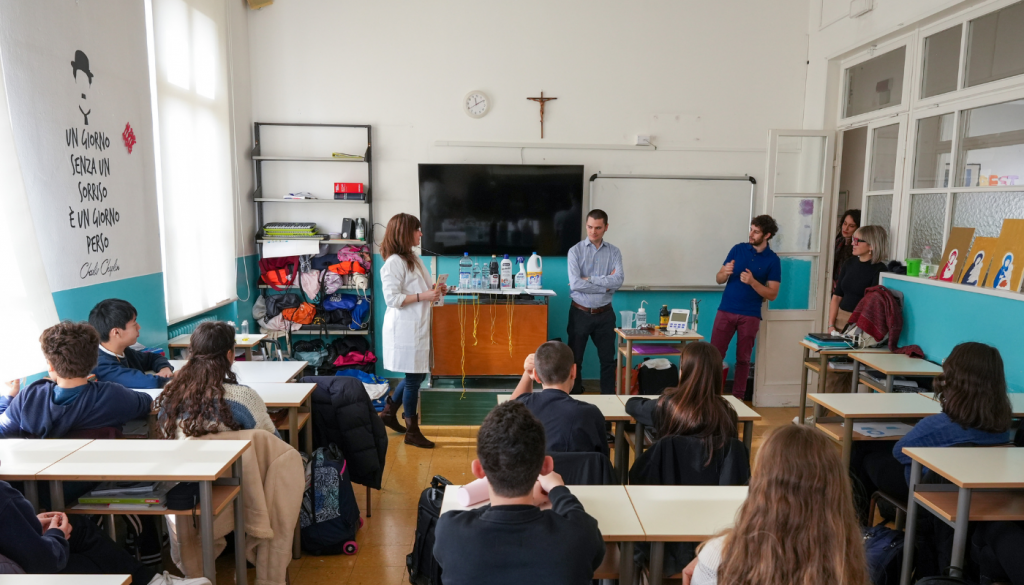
left=433, top=274, right=448, bottom=307
left=665, top=309, right=690, bottom=335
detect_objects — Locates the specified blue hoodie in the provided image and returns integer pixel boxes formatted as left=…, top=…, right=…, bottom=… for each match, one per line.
left=92, top=346, right=173, bottom=389
left=0, top=480, right=69, bottom=572
left=0, top=379, right=152, bottom=438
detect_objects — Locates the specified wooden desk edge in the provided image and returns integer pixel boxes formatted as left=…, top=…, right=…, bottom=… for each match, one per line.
left=902, top=447, right=1024, bottom=488
left=37, top=441, right=250, bottom=482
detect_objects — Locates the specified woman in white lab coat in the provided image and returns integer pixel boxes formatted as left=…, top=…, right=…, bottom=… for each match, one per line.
left=379, top=213, right=446, bottom=448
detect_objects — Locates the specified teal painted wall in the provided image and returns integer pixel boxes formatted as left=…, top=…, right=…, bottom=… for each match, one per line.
left=883, top=276, right=1024, bottom=393
left=51, top=272, right=169, bottom=350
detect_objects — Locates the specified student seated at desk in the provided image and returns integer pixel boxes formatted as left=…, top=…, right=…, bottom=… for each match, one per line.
left=0, top=479, right=208, bottom=584
left=89, top=298, right=175, bottom=389
left=154, top=321, right=279, bottom=439
left=0, top=321, right=152, bottom=438
left=510, top=341, right=608, bottom=456
left=434, top=401, right=605, bottom=585
left=685, top=425, right=869, bottom=585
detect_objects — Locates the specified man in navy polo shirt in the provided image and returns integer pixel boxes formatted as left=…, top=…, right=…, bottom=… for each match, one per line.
left=711, top=215, right=782, bottom=400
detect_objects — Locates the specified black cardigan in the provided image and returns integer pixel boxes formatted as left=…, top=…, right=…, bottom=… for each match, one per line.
left=304, top=376, right=388, bottom=489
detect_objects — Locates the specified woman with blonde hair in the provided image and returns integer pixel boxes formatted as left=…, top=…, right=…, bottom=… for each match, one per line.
left=828, top=224, right=889, bottom=335
left=378, top=213, right=447, bottom=448
left=685, top=424, right=869, bottom=585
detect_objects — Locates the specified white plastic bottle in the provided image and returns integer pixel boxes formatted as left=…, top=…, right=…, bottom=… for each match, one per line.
left=921, top=246, right=934, bottom=277
left=472, top=263, right=482, bottom=290
left=500, top=254, right=513, bottom=289
left=459, top=252, right=472, bottom=289
left=526, top=252, right=542, bottom=289
left=489, top=255, right=499, bottom=289
left=635, top=301, right=648, bottom=328
left=240, top=320, right=249, bottom=341
left=514, top=257, right=527, bottom=289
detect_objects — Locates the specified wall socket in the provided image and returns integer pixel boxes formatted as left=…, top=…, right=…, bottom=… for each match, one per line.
left=635, top=135, right=652, bottom=146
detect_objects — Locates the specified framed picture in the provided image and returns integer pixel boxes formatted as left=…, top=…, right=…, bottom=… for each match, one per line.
left=963, top=163, right=981, bottom=187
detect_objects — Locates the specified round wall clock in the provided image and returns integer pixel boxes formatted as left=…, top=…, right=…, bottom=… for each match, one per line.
left=463, top=91, right=490, bottom=118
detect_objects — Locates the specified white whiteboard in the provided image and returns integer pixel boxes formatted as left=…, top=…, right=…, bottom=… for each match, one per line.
left=589, top=175, right=755, bottom=288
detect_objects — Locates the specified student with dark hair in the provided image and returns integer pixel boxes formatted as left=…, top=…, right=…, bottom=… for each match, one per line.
left=510, top=341, right=608, bottom=456
left=832, top=209, right=861, bottom=292
left=89, top=299, right=174, bottom=388
left=433, top=401, right=605, bottom=585
left=0, top=321, right=151, bottom=438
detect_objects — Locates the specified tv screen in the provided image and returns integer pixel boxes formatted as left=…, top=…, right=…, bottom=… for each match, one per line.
left=418, top=164, right=584, bottom=257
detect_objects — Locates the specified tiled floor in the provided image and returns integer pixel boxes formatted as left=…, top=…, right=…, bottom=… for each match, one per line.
left=212, top=403, right=801, bottom=584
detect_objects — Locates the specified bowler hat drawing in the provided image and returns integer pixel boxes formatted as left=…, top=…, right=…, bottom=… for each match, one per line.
left=71, top=50, right=93, bottom=84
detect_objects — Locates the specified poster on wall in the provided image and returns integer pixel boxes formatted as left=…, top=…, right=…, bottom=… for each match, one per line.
left=937, top=227, right=974, bottom=283
left=984, top=219, right=1024, bottom=292
left=959, top=236, right=998, bottom=287
left=0, top=0, right=162, bottom=292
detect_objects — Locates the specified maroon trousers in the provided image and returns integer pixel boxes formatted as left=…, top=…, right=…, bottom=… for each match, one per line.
left=710, top=310, right=760, bottom=399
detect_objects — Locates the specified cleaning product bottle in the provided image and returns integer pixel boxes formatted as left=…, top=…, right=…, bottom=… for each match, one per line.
left=500, top=254, right=513, bottom=289
left=526, top=252, right=542, bottom=289
left=459, top=252, right=472, bottom=289
left=635, top=301, right=648, bottom=328
left=481, top=259, right=490, bottom=289
left=659, top=305, right=669, bottom=330
left=489, top=255, right=499, bottom=289
left=514, top=257, right=527, bottom=288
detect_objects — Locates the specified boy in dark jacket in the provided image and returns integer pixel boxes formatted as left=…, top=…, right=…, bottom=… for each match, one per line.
left=89, top=299, right=174, bottom=389
left=434, top=401, right=605, bottom=585
left=0, top=321, right=152, bottom=438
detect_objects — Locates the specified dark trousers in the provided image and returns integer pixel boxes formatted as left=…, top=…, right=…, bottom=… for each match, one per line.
left=393, top=372, right=426, bottom=416
left=850, top=441, right=907, bottom=523
left=973, top=521, right=1024, bottom=584
left=567, top=306, right=616, bottom=395
left=710, top=310, right=760, bottom=398
left=62, top=515, right=155, bottom=585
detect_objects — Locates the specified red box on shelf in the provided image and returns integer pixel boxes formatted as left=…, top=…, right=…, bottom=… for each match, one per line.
left=334, top=182, right=364, bottom=194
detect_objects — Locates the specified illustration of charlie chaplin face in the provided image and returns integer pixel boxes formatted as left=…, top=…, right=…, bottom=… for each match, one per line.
left=71, top=50, right=93, bottom=125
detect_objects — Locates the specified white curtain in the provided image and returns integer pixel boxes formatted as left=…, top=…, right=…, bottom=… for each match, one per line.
left=147, top=0, right=237, bottom=324
left=0, top=48, right=61, bottom=383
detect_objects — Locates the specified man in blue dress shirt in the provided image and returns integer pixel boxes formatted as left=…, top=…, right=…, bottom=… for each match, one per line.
left=711, top=215, right=782, bottom=400
left=566, top=210, right=624, bottom=395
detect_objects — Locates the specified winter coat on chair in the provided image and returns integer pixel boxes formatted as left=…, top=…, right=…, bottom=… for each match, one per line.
left=304, top=376, right=388, bottom=489
left=380, top=254, right=433, bottom=373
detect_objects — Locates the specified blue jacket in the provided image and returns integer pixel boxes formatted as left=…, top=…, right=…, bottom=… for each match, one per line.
left=92, top=346, right=173, bottom=389
left=0, top=481, right=69, bottom=572
left=0, top=379, right=152, bottom=438
left=893, top=412, right=1011, bottom=483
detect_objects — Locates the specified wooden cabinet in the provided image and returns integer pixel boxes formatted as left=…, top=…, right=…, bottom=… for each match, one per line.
left=432, top=303, right=548, bottom=376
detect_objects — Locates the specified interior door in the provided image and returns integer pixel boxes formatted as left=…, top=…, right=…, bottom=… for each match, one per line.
left=754, top=130, right=836, bottom=407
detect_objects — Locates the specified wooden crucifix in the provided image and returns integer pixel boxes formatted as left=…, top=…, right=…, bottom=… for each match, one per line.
left=527, top=91, right=557, bottom=139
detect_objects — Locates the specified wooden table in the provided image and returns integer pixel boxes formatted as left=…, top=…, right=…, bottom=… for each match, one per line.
left=621, top=394, right=761, bottom=458
left=168, top=333, right=268, bottom=360
left=168, top=359, right=307, bottom=384
left=849, top=353, right=942, bottom=394
left=0, top=439, right=92, bottom=511
left=796, top=340, right=889, bottom=424
left=0, top=577, right=132, bottom=585
left=900, top=447, right=1024, bottom=584
left=614, top=329, right=702, bottom=396
left=808, top=393, right=941, bottom=468
left=37, top=440, right=251, bottom=585
left=917, top=391, right=1024, bottom=417
left=441, top=484, right=645, bottom=585
left=626, top=485, right=747, bottom=585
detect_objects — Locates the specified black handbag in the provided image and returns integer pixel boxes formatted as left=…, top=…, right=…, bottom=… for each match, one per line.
left=166, top=482, right=199, bottom=511
left=265, top=293, right=302, bottom=318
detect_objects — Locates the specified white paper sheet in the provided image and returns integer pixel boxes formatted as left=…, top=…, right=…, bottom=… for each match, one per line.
left=843, top=422, right=915, bottom=438
left=262, top=239, right=322, bottom=258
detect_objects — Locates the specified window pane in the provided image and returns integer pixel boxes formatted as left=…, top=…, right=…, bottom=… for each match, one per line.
left=952, top=191, right=1024, bottom=237
left=772, top=196, right=822, bottom=253
left=966, top=1, right=1024, bottom=88
left=868, top=124, right=899, bottom=190
left=922, top=25, right=962, bottom=98
left=908, top=192, right=948, bottom=259
left=774, top=136, right=826, bottom=193
left=844, top=46, right=906, bottom=118
left=769, top=256, right=817, bottom=310
left=956, top=98, right=1024, bottom=187
left=865, top=193, right=893, bottom=229
left=912, top=113, right=954, bottom=188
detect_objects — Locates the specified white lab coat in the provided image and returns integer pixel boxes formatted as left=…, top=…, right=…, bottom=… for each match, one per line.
left=380, top=254, right=433, bottom=373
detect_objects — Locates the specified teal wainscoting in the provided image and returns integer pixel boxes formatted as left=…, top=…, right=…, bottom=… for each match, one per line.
left=51, top=272, right=169, bottom=350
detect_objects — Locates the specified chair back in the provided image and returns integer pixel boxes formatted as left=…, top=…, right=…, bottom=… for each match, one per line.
left=62, top=426, right=124, bottom=440
left=550, top=451, right=615, bottom=485
left=629, top=435, right=750, bottom=487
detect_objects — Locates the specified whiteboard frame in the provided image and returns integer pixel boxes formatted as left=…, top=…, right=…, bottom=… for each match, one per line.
left=587, top=173, right=757, bottom=291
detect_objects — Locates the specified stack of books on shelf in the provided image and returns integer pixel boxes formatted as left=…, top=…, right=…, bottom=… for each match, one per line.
left=75, top=482, right=171, bottom=511
left=260, top=222, right=320, bottom=240
left=331, top=150, right=365, bottom=161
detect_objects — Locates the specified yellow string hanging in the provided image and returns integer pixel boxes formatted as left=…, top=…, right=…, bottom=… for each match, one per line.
left=489, top=302, right=498, bottom=344
left=457, top=295, right=467, bottom=399
left=505, top=294, right=515, bottom=358
left=472, top=294, right=480, bottom=346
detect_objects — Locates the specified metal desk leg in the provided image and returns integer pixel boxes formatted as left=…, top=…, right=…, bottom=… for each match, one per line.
left=842, top=417, right=854, bottom=469
left=851, top=360, right=861, bottom=393
left=50, top=480, right=65, bottom=511
left=615, top=421, right=627, bottom=484
left=615, top=344, right=622, bottom=395
left=200, top=480, right=216, bottom=583
left=798, top=346, right=809, bottom=424
left=106, top=515, right=117, bottom=540
left=634, top=422, right=646, bottom=459
left=233, top=460, right=248, bottom=584
left=950, top=487, right=973, bottom=575
left=244, top=347, right=253, bottom=361
left=649, top=541, right=665, bottom=585
left=619, top=541, right=634, bottom=585
left=303, top=398, right=313, bottom=453
left=886, top=374, right=894, bottom=394
left=742, top=421, right=753, bottom=454
left=623, top=340, right=633, bottom=394
left=24, top=481, right=38, bottom=512
left=817, top=353, right=828, bottom=395
left=900, top=460, right=923, bottom=585
left=288, top=407, right=299, bottom=450
left=813, top=401, right=825, bottom=420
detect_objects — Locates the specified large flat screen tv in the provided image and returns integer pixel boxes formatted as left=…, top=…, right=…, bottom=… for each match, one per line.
left=418, top=164, right=583, bottom=257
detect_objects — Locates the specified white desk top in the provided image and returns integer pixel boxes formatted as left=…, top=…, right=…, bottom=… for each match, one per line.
left=723, top=396, right=761, bottom=422
left=167, top=333, right=267, bottom=348
left=168, top=360, right=307, bottom=384
left=246, top=383, right=316, bottom=407
left=497, top=393, right=632, bottom=421
left=0, top=576, right=132, bottom=585
left=626, top=485, right=747, bottom=542
left=850, top=353, right=943, bottom=376
left=0, top=439, right=93, bottom=481
left=441, top=484, right=645, bottom=541
left=36, top=439, right=250, bottom=482
left=902, top=447, right=1024, bottom=488
left=916, top=392, right=1024, bottom=416
left=800, top=339, right=890, bottom=355
left=808, top=393, right=942, bottom=418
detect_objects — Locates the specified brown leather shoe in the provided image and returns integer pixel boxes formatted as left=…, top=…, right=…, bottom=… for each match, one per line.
left=379, top=397, right=406, bottom=434
left=403, top=414, right=435, bottom=449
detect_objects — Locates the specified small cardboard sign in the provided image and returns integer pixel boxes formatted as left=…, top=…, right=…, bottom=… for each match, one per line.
left=985, top=219, right=1024, bottom=291
left=937, top=227, right=975, bottom=283
left=959, top=236, right=999, bottom=287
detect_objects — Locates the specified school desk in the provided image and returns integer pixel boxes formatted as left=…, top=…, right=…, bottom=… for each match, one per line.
left=917, top=391, right=1024, bottom=417
left=0, top=439, right=92, bottom=511
left=167, top=333, right=267, bottom=360
left=622, top=395, right=761, bottom=459
left=848, top=353, right=942, bottom=394
left=796, top=340, right=889, bottom=423
left=168, top=359, right=307, bottom=384
left=37, top=439, right=251, bottom=585
left=900, top=447, right=1024, bottom=584
left=625, top=485, right=748, bottom=585
left=0, top=576, right=132, bottom=585
left=440, top=484, right=644, bottom=585
left=496, top=394, right=632, bottom=484
left=807, top=392, right=941, bottom=468
left=614, top=328, right=703, bottom=396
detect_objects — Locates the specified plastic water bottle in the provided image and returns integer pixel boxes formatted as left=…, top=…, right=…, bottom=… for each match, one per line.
left=500, top=254, right=513, bottom=289
left=921, top=246, right=934, bottom=277
left=471, top=263, right=482, bottom=290
left=526, top=252, right=542, bottom=289
left=459, top=252, right=472, bottom=289
left=481, top=260, right=490, bottom=289
left=514, top=257, right=527, bottom=288
left=241, top=320, right=249, bottom=341
left=489, top=255, right=499, bottom=289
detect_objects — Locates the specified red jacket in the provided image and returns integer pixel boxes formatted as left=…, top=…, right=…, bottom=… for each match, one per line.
left=847, top=285, right=923, bottom=357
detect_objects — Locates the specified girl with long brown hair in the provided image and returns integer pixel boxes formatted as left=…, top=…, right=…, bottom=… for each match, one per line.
left=685, top=424, right=869, bottom=585
left=624, top=341, right=738, bottom=465
left=378, top=213, right=447, bottom=448
left=154, top=321, right=278, bottom=439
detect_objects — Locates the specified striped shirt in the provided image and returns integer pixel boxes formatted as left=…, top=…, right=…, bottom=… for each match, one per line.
left=567, top=239, right=624, bottom=308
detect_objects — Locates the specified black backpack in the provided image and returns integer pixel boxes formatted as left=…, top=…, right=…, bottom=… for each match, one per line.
left=863, top=523, right=903, bottom=585
left=406, top=475, right=451, bottom=585
left=637, top=361, right=679, bottom=395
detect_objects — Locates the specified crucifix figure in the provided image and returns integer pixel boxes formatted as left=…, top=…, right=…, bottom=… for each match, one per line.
left=527, top=91, right=557, bottom=139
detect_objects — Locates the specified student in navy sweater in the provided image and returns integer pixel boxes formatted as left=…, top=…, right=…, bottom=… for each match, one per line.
left=89, top=299, right=174, bottom=389
left=0, top=321, right=152, bottom=438
left=434, top=401, right=605, bottom=585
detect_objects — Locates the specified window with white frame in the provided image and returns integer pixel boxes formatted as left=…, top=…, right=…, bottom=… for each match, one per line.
left=844, top=46, right=908, bottom=119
